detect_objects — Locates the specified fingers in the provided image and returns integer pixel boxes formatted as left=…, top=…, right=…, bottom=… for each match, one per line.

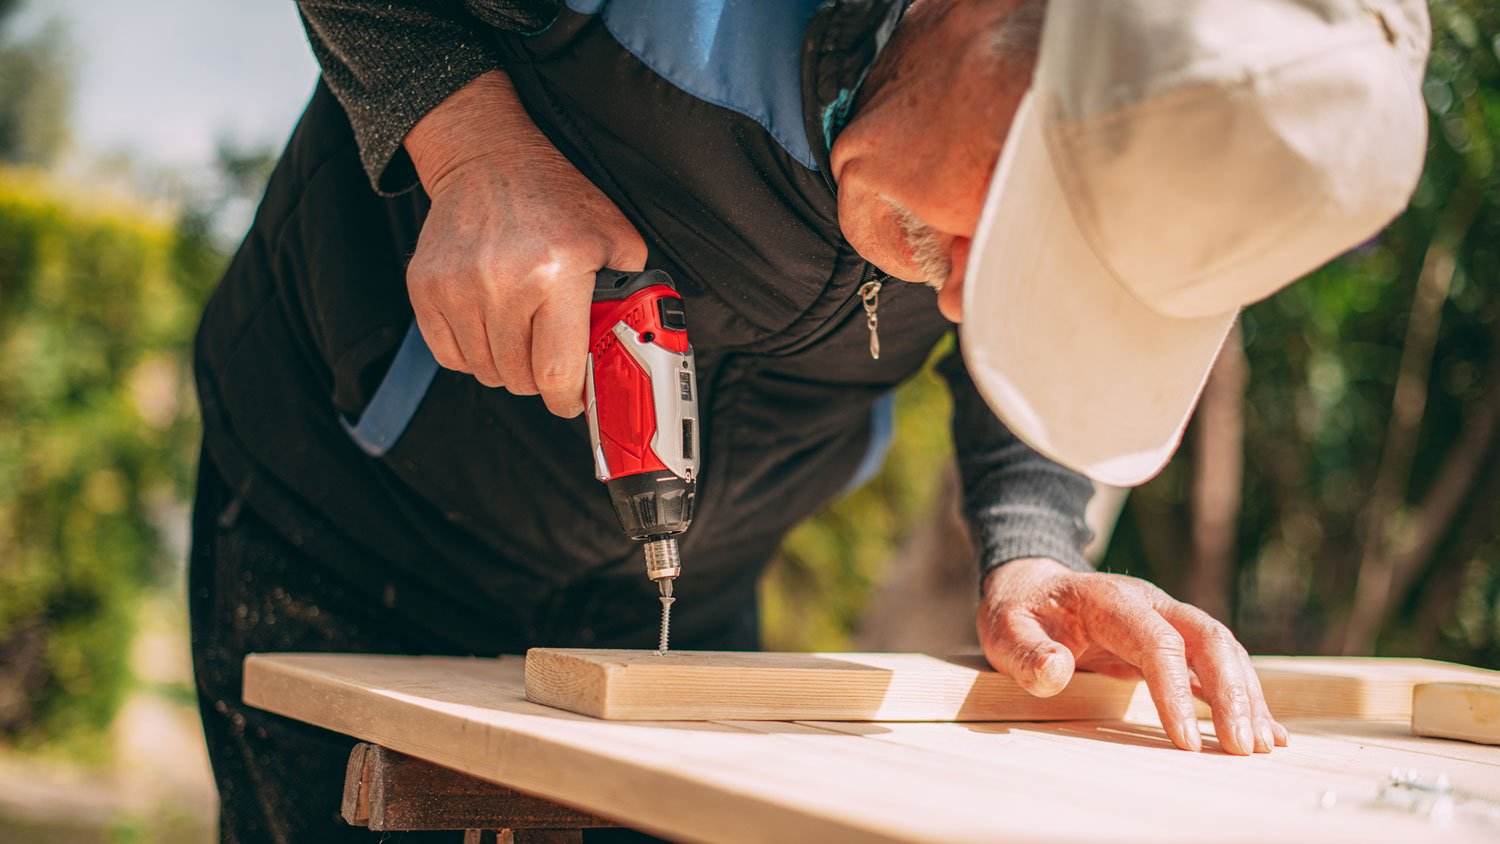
left=980, top=604, right=1077, bottom=698
left=410, top=252, right=593, bottom=408
left=609, top=227, right=650, bottom=273
left=1159, top=603, right=1257, bottom=755
left=530, top=277, right=592, bottom=417
left=992, top=568, right=1285, bottom=757
left=487, top=296, right=538, bottom=396
left=1239, top=648, right=1289, bottom=748
left=413, top=305, right=466, bottom=374
left=1080, top=584, right=1201, bottom=753
left=1159, top=601, right=1289, bottom=755
left=447, top=309, right=505, bottom=388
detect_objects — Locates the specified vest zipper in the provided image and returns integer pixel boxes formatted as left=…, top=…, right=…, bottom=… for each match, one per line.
left=858, top=277, right=882, bottom=360
left=804, top=104, right=881, bottom=361
left=806, top=116, right=839, bottom=196
left=769, top=263, right=886, bottom=359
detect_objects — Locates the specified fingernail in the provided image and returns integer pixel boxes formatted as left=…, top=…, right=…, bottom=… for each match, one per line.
left=1030, top=651, right=1065, bottom=696
left=1176, top=719, right=1202, bottom=752
left=1274, top=723, right=1291, bottom=747
left=1232, top=718, right=1254, bottom=756
left=1255, top=722, right=1274, bottom=753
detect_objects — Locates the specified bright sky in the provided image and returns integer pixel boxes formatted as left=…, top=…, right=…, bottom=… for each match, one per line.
left=19, top=0, right=319, bottom=168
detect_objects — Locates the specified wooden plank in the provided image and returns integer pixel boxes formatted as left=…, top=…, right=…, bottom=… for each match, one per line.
left=340, top=743, right=616, bottom=832
left=1250, top=656, right=1500, bottom=720
left=1412, top=682, right=1500, bottom=746
left=524, top=648, right=1500, bottom=722
left=523, top=649, right=1153, bottom=721
left=243, top=653, right=1500, bottom=844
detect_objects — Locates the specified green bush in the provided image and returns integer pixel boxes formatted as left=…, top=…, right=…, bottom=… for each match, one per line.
left=762, top=340, right=956, bottom=651
left=0, top=170, right=215, bottom=750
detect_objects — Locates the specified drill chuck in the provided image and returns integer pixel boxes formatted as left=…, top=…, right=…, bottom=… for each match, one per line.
left=643, top=537, right=682, bottom=582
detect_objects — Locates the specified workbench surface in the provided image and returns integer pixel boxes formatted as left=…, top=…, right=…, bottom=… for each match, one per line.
left=244, top=653, right=1500, bottom=844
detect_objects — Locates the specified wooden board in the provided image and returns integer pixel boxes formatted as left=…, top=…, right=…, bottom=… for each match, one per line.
left=523, top=649, right=1152, bottom=721
left=1412, top=682, right=1500, bottom=746
left=524, top=648, right=1500, bottom=722
left=243, top=653, right=1500, bottom=844
left=1250, top=656, right=1500, bottom=720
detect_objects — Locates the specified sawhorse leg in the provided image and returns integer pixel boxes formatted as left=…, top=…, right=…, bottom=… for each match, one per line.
left=341, top=743, right=617, bottom=842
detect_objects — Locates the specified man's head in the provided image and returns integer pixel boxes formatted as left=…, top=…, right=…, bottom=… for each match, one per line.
left=831, top=0, right=1044, bottom=322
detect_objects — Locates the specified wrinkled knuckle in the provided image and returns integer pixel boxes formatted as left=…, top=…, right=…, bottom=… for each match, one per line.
left=533, top=364, right=576, bottom=391
left=526, top=247, right=576, bottom=283
left=406, top=258, right=443, bottom=292
left=1200, top=621, right=1235, bottom=649
left=1225, top=682, right=1253, bottom=710
left=1096, top=577, right=1137, bottom=607
left=620, top=235, right=649, bottom=265
left=1156, top=629, right=1187, bottom=657
left=1006, top=640, right=1046, bottom=675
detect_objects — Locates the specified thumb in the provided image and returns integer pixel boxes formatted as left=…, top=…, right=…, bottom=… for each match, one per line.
left=981, top=609, right=1076, bottom=698
left=604, top=224, right=648, bottom=273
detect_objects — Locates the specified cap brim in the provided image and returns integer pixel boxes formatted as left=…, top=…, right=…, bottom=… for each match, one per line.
left=959, top=92, right=1236, bottom=487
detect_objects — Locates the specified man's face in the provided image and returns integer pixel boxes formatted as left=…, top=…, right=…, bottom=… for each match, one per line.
left=830, top=0, right=1032, bottom=323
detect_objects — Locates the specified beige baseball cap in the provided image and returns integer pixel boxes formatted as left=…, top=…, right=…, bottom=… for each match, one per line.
left=960, top=0, right=1430, bottom=486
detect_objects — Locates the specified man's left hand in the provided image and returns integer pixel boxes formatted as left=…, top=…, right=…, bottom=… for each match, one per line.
left=977, top=558, right=1290, bottom=755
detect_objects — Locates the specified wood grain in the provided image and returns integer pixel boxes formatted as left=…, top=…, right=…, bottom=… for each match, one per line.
left=242, top=653, right=1500, bottom=844
left=522, top=649, right=1153, bottom=721
left=1412, top=682, right=1500, bottom=746
left=524, top=648, right=1500, bottom=722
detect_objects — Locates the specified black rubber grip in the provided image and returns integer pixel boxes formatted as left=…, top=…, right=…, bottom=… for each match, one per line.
left=593, top=268, right=677, bottom=301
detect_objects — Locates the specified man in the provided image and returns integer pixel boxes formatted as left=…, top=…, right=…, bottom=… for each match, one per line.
left=192, top=0, right=1427, bottom=840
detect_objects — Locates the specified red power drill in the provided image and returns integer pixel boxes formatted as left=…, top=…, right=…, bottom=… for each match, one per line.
left=586, top=269, right=699, bottom=651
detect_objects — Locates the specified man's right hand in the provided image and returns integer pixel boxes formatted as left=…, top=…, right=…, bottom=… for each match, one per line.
left=404, top=71, right=648, bottom=417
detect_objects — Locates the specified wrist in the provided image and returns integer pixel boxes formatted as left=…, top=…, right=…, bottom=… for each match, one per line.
left=404, top=70, right=553, bottom=195
left=981, top=557, right=1074, bottom=602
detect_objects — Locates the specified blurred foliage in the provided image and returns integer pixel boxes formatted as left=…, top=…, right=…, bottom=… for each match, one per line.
left=762, top=343, right=956, bottom=651
left=0, top=169, right=218, bottom=751
left=0, top=2, right=72, bottom=166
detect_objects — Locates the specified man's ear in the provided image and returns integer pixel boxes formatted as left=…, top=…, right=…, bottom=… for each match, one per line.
left=938, top=272, right=964, bottom=323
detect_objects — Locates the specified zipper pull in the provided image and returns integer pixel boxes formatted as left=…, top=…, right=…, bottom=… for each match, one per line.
left=859, top=280, right=882, bottom=360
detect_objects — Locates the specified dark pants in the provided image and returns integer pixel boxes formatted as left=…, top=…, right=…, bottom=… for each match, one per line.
left=189, top=454, right=678, bottom=843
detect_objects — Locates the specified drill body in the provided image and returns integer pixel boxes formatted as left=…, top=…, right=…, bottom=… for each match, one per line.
left=585, top=269, right=699, bottom=647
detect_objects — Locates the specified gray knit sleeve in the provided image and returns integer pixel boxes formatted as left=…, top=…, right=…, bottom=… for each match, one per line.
left=939, top=341, right=1095, bottom=577
left=296, top=1, right=560, bottom=196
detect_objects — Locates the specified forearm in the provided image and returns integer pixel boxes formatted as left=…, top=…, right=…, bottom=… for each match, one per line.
left=296, top=0, right=558, bottom=194
left=939, top=342, right=1095, bottom=576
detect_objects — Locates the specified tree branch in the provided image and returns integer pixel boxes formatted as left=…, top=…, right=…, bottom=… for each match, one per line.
left=1185, top=323, right=1246, bottom=622
left=1340, top=174, right=1484, bottom=654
